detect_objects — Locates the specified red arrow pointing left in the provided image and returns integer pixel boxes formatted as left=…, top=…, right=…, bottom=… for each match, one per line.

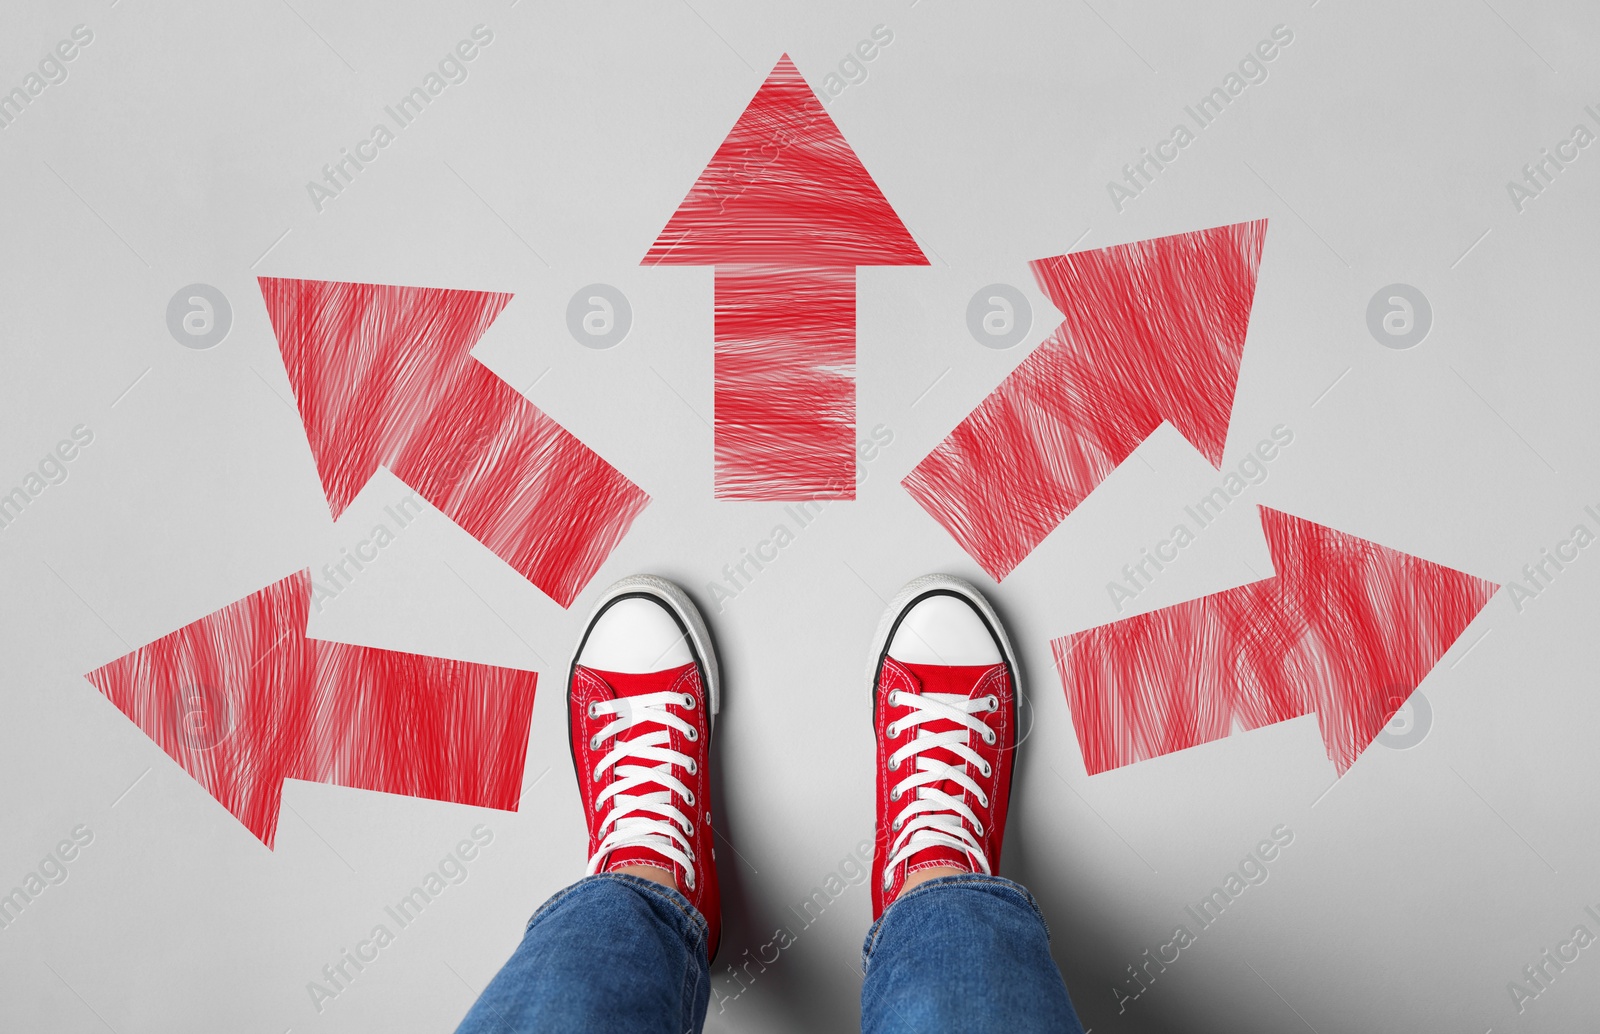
left=644, top=55, right=928, bottom=500
left=85, top=571, right=537, bottom=848
left=259, top=277, right=649, bottom=608
left=1055, top=508, right=1498, bottom=777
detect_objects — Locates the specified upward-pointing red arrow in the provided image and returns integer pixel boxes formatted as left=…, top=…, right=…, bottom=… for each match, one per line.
left=259, top=277, right=649, bottom=608
left=904, top=220, right=1266, bottom=579
left=645, top=54, right=927, bottom=500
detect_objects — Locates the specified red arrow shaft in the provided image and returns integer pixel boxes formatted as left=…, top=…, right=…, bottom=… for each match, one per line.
left=1052, top=508, right=1497, bottom=776
left=714, top=264, right=856, bottom=499
left=85, top=572, right=538, bottom=848
left=296, top=635, right=536, bottom=816
left=904, top=322, right=1160, bottom=579
left=392, top=361, right=650, bottom=607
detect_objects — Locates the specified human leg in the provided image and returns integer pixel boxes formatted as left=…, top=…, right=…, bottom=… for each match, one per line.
left=456, top=872, right=710, bottom=1034
left=860, top=874, right=1082, bottom=1033
left=457, top=575, right=724, bottom=1033
left=859, top=575, right=1083, bottom=1033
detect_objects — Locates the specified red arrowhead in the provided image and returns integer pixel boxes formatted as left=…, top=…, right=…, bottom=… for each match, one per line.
left=903, top=220, right=1266, bottom=579
left=643, top=55, right=925, bottom=499
left=1054, top=508, right=1499, bottom=776
left=259, top=277, right=649, bottom=607
left=645, top=54, right=926, bottom=267
left=84, top=572, right=538, bottom=848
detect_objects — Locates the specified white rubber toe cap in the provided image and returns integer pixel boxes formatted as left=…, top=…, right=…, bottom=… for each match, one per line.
left=578, top=596, right=694, bottom=673
left=887, top=594, right=1002, bottom=666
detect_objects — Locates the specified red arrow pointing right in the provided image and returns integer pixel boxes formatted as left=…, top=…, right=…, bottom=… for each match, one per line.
left=904, top=220, right=1266, bottom=580
left=1054, top=507, right=1499, bottom=777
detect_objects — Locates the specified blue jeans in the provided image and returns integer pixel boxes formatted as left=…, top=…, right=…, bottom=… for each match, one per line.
left=455, top=872, right=1084, bottom=1033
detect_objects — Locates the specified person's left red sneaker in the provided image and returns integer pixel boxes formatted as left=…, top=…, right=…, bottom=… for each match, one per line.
left=567, top=575, right=722, bottom=958
left=867, top=575, right=1019, bottom=920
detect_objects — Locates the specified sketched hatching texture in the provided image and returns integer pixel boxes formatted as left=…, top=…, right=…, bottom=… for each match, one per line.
left=904, top=220, right=1267, bottom=579
left=85, top=571, right=538, bottom=847
left=259, top=276, right=649, bottom=607
left=645, top=55, right=926, bottom=499
left=713, top=264, right=856, bottom=497
left=1054, top=508, right=1498, bottom=776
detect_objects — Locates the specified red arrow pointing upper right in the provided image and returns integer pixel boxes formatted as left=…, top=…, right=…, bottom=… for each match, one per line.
left=904, top=220, right=1266, bottom=579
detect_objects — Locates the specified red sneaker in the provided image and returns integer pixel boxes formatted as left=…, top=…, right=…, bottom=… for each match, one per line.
left=868, top=575, right=1019, bottom=919
left=568, top=575, right=722, bottom=957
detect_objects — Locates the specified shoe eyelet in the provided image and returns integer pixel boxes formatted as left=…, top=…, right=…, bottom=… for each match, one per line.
left=982, top=730, right=996, bottom=745
left=882, top=873, right=893, bottom=891
left=885, top=722, right=899, bottom=737
left=686, top=759, right=697, bottom=774
left=686, top=846, right=695, bottom=860
left=587, top=702, right=599, bottom=719
left=685, top=726, right=698, bottom=741
left=681, top=819, right=693, bottom=834
left=979, top=761, right=991, bottom=777
left=686, top=873, right=696, bottom=890
left=888, top=690, right=901, bottom=706
left=978, top=792, right=989, bottom=808
left=892, top=817, right=903, bottom=831
left=985, top=694, right=999, bottom=711
left=975, top=821, right=984, bottom=835
left=682, top=693, right=696, bottom=710
left=887, top=757, right=900, bottom=771
left=890, top=787, right=902, bottom=801
left=684, top=790, right=696, bottom=806
left=589, top=735, right=601, bottom=750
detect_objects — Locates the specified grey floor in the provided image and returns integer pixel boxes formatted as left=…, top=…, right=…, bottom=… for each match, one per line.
left=3, top=1, right=1598, bottom=1031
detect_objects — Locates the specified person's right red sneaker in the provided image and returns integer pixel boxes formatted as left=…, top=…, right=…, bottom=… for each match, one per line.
left=567, top=575, right=723, bottom=957
left=867, top=575, right=1019, bottom=920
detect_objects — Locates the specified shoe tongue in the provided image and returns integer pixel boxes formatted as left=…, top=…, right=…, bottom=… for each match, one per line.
left=580, top=661, right=697, bottom=698
left=900, top=661, right=998, bottom=699
left=894, top=661, right=1006, bottom=873
left=579, top=662, right=699, bottom=875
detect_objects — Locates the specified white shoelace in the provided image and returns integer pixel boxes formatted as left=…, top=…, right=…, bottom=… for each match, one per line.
left=883, top=689, right=999, bottom=890
left=585, top=690, right=702, bottom=889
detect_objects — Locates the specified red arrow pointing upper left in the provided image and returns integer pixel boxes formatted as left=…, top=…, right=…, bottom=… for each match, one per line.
left=86, top=571, right=537, bottom=848
left=259, top=277, right=649, bottom=608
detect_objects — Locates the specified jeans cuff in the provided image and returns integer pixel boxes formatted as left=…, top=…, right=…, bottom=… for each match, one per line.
left=862, top=873, right=1050, bottom=964
left=528, top=872, right=710, bottom=950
